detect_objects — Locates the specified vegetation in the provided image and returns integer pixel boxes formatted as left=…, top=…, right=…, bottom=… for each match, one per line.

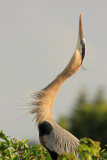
left=0, top=130, right=107, bottom=160
left=1, top=88, right=107, bottom=159
left=59, top=88, right=107, bottom=149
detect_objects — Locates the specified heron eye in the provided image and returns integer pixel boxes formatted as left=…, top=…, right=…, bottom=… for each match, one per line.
left=80, top=40, right=84, bottom=45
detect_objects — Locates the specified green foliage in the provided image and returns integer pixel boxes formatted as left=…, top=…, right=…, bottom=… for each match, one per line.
left=100, top=147, right=107, bottom=160
left=59, top=88, right=107, bottom=149
left=0, top=130, right=107, bottom=160
left=0, top=130, right=50, bottom=160
left=58, top=152, right=78, bottom=160
left=77, top=138, right=101, bottom=160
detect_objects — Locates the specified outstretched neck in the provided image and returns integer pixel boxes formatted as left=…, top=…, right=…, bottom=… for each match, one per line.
left=31, top=49, right=82, bottom=124
left=43, top=49, right=82, bottom=99
left=30, top=13, right=85, bottom=125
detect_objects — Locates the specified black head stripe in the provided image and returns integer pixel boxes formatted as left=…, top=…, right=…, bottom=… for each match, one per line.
left=82, top=44, right=85, bottom=62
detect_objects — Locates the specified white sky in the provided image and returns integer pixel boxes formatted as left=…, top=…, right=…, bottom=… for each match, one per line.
left=0, top=0, right=107, bottom=142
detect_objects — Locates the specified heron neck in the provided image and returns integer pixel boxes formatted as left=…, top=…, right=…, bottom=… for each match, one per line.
left=43, top=73, right=69, bottom=104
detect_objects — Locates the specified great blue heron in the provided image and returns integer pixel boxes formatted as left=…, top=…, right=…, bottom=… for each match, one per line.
left=30, top=14, right=85, bottom=160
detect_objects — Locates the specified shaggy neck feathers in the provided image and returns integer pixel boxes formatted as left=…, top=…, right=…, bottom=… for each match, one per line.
left=30, top=15, right=85, bottom=125
left=31, top=50, right=82, bottom=124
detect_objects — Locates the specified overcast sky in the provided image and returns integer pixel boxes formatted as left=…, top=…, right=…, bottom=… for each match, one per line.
left=0, top=0, right=107, bottom=143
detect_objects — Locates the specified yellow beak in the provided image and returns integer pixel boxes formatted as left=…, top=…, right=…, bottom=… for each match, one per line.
left=79, top=13, right=84, bottom=39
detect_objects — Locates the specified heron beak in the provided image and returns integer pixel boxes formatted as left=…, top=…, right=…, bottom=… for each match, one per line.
left=79, top=13, right=84, bottom=39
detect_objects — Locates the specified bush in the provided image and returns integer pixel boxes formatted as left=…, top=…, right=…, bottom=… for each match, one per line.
left=59, top=89, right=107, bottom=149
left=0, top=130, right=107, bottom=160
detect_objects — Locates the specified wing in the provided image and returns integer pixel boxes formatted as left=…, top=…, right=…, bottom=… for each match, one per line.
left=40, top=123, right=79, bottom=157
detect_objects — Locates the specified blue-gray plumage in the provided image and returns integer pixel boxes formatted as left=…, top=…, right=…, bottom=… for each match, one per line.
left=39, top=120, right=79, bottom=158
left=30, top=14, right=86, bottom=160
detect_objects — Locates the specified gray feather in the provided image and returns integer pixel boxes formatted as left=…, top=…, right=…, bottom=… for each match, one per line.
left=40, top=119, right=79, bottom=158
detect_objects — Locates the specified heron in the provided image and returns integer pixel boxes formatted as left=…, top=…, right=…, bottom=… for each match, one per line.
left=30, top=14, right=85, bottom=160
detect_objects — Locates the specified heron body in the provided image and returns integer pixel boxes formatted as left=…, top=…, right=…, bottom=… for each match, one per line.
left=39, top=120, right=79, bottom=159
left=31, top=14, right=86, bottom=160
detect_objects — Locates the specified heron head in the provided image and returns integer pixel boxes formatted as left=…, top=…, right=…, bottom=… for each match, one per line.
left=76, top=14, right=85, bottom=63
